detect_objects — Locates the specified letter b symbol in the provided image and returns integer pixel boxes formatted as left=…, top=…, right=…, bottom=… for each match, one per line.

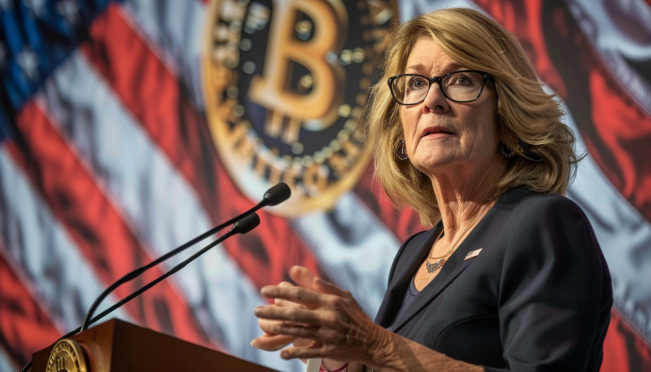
left=249, top=0, right=347, bottom=143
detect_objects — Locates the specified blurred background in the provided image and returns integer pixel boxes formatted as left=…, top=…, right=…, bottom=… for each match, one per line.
left=1, top=0, right=650, bottom=371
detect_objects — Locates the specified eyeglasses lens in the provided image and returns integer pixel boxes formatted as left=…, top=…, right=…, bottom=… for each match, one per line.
left=391, top=72, right=484, bottom=104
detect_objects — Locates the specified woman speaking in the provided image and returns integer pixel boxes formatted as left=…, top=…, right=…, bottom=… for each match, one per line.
left=251, top=8, right=612, bottom=372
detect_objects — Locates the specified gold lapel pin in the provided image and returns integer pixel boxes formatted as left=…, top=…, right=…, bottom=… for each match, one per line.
left=464, top=248, right=483, bottom=260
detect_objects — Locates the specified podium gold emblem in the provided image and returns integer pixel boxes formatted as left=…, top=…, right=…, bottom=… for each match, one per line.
left=203, top=0, right=396, bottom=215
left=46, top=339, right=87, bottom=372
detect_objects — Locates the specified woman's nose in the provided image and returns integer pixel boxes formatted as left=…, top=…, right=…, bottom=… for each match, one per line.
left=421, top=82, right=450, bottom=114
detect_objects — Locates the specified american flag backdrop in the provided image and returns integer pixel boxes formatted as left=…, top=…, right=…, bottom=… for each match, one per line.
left=0, top=0, right=650, bottom=371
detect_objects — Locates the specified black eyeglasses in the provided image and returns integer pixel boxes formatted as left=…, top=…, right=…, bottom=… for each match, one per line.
left=387, top=70, right=492, bottom=105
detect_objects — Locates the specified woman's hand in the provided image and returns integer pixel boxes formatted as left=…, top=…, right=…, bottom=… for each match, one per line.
left=251, top=267, right=319, bottom=351
left=252, top=266, right=389, bottom=365
left=251, top=281, right=304, bottom=351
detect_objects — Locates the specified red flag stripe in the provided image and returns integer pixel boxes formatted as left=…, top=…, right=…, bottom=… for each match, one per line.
left=475, top=0, right=651, bottom=225
left=587, top=68, right=651, bottom=220
left=8, top=100, right=211, bottom=348
left=353, top=166, right=424, bottom=241
left=81, top=3, right=321, bottom=288
left=544, top=1, right=651, bottom=225
left=0, top=244, right=62, bottom=367
left=474, top=0, right=568, bottom=98
left=602, top=309, right=651, bottom=372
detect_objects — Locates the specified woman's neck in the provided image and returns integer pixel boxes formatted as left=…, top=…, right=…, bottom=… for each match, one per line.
left=429, top=157, right=506, bottom=237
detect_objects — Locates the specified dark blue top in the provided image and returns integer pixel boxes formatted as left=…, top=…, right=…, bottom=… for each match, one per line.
left=387, top=275, right=422, bottom=332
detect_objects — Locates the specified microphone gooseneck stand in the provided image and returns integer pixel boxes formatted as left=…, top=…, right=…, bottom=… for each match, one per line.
left=20, top=213, right=261, bottom=372
left=80, top=182, right=290, bottom=332
left=20, top=182, right=291, bottom=372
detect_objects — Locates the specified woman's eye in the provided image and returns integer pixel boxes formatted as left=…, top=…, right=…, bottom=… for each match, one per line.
left=454, top=75, right=471, bottom=85
left=408, top=78, right=427, bottom=89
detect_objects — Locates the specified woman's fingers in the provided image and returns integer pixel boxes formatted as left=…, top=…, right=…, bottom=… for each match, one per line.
left=277, top=281, right=294, bottom=289
left=251, top=332, right=296, bottom=351
left=275, top=281, right=298, bottom=306
left=312, top=277, right=353, bottom=299
left=253, top=279, right=384, bottom=365
left=270, top=324, right=318, bottom=339
left=254, top=310, right=320, bottom=340
left=253, top=267, right=376, bottom=363
left=258, top=316, right=309, bottom=332
left=260, top=285, right=326, bottom=309
left=289, top=266, right=317, bottom=288
left=274, top=298, right=295, bottom=307
left=254, top=304, right=323, bottom=326
left=279, top=345, right=334, bottom=360
left=258, top=318, right=281, bottom=334
left=287, top=266, right=352, bottom=299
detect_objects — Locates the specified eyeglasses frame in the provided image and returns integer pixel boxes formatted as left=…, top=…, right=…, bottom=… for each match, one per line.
left=387, top=70, right=493, bottom=105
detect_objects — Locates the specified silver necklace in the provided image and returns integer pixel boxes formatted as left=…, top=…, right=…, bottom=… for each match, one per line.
left=425, top=211, right=485, bottom=273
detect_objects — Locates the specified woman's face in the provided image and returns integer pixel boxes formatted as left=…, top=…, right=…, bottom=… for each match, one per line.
left=399, top=37, right=501, bottom=178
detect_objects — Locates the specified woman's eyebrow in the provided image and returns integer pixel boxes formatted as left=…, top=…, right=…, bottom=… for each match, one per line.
left=440, top=63, right=465, bottom=74
left=404, top=63, right=428, bottom=73
left=404, top=62, right=466, bottom=75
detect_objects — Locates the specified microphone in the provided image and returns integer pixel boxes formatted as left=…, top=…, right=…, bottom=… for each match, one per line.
left=20, top=213, right=262, bottom=372
left=262, top=182, right=292, bottom=206
left=232, top=212, right=262, bottom=234
left=79, top=182, right=290, bottom=332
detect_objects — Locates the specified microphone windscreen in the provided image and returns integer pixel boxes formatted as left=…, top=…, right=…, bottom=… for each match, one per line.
left=263, top=183, right=291, bottom=206
left=234, top=213, right=261, bottom=234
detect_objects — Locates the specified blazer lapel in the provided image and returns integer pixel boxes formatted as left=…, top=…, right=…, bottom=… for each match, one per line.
left=388, top=230, right=483, bottom=332
left=388, top=187, right=531, bottom=332
left=375, top=225, right=442, bottom=327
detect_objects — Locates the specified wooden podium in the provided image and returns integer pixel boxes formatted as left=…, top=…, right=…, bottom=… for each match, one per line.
left=31, top=319, right=278, bottom=372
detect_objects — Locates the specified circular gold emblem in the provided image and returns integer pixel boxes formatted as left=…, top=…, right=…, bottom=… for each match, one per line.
left=203, top=0, right=395, bottom=215
left=46, top=339, right=87, bottom=372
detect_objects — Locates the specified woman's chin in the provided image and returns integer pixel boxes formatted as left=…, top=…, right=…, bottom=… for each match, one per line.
left=412, top=156, right=458, bottom=176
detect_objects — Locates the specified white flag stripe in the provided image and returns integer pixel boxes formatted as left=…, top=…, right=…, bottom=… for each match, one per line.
left=566, top=0, right=651, bottom=113
left=122, top=0, right=207, bottom=109
left=566, top=0, right=651, bottom=59
left=291, top=192, right=401, bottom=316
left=0, top=345, right=17, bottom=372
left=38, top=50, right=302, bottom=371
left=0, top=145, right=131, bottom=333
left=560, top=98, right=651, bottom=342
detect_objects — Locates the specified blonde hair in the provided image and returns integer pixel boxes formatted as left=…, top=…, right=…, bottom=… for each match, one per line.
left=366, top=8, right=580, bottom=227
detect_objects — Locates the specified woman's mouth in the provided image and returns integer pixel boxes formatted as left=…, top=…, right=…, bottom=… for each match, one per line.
left=421, top=126, right=455, bottom=139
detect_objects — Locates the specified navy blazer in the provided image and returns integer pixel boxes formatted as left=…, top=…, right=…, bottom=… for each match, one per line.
left=374, top=187, right=612, bottom=371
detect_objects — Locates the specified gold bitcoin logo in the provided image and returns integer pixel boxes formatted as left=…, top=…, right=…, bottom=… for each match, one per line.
left=203, top=0, right=395, bottom=215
